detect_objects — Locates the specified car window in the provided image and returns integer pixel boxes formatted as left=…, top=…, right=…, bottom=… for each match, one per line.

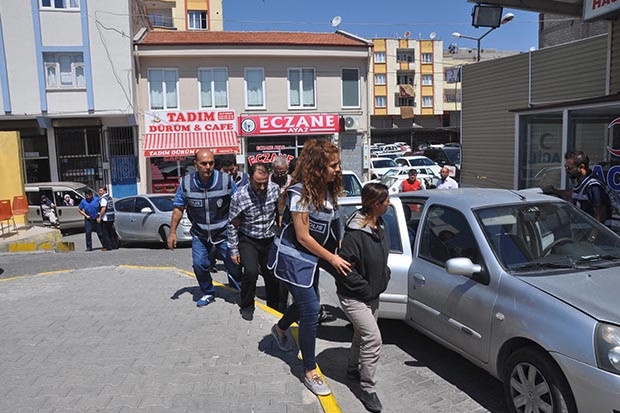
left=58, top=191, right=80, bottom=206
left=342, top=174, right=362, bottom=197
left=150, top=196, right=174, bottom=212
left=395, top=159, right=407, bottom=167
left=419, top=205, right=480, bottom=266
left=339, top=203, right=402, bottom=253
left=372, top=159, right=397, bottom=168
left=115, top=198, right=135, bottom=213
left=135, top=197, right=151, bottom=213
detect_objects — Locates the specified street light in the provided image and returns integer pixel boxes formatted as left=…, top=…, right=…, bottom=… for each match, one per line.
left=452, top=13, right=514, bottom=62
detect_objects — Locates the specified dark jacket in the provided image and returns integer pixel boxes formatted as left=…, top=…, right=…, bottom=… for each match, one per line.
left=336, top=211, right=391, bottom=302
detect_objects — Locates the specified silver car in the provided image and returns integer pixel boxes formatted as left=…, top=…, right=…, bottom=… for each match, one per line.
left=114, top=194, right=192, bottom=246
left=337, top=188, right=620, bottom=413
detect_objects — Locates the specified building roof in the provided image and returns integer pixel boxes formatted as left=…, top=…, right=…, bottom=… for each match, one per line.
left=137, top=30, right=372, bottom=47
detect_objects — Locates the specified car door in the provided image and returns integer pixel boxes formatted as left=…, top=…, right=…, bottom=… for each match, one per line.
left=130, top=196, right=160, bottom=241
left=409, top=203, right=496, bottom=363
left=52, top=187, right=83, bottom=228
left=114, top=197, right=135, bottom=240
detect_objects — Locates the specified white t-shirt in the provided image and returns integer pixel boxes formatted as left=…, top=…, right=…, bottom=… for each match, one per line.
left=289, top=192, right=335, bottom=214
left=99, top=196, right=110, bottom=221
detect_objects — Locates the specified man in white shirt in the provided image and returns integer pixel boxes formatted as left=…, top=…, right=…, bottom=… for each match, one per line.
left=436, top=167, right=459, bottom=190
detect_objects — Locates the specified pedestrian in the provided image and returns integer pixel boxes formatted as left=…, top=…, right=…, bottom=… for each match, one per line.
left=40, top=195, right=60, bottom=227
left=228, top=163, right=281, bottom=321
left=78, top=189, right=105, bottom=252
left=399, top=168, right=425, bottom=192
left=97, top=186, right=118, bottom=250
left=336, top=182, right=391, bottom=413
left=268, top=138, right=351, bottom=396
left=168, top=149, right=241, bottom=308
left=436, top=166, right=459, bottom=189
left=270, top=155, right=292, bottom=192
left=544, top=150, right=611, bottom=226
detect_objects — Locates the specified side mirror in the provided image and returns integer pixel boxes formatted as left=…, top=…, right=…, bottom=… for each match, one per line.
left=446, top=257, right=482, bottom=277
left=140, top=207, right=154, bottom=214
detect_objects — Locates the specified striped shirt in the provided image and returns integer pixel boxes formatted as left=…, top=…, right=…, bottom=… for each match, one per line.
left=227, top=181, right=280, bottom=256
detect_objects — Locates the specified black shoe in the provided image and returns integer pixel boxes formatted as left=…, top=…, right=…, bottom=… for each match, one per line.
left=360, top=391, right=382, bottom=413
left=318, top=307, right=335, bottom=324
left=240, top=307, right=254, bottom=321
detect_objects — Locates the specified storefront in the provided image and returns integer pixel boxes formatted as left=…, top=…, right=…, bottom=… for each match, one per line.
left=239, top=113, right=340, bottom=168
left=143, top=109, right=239, bottom=193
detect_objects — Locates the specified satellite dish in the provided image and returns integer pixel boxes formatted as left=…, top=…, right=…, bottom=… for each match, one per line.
left=429, top=32, right=436, bottom=40
left=331, top=16, right=342, bottom=28
left=404, top=31, right=411, bottom=39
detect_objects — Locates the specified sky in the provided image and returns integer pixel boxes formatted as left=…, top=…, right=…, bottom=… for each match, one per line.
left=222, top=0, right=542, bottom=53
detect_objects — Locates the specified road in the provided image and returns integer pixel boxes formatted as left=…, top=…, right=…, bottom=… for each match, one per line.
left=0, top=231, right=508, bottom=413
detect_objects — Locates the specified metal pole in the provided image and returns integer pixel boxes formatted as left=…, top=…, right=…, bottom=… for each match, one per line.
left=477, top=39, right=481, bottom=62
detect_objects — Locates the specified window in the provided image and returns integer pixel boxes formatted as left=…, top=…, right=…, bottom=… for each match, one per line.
left=288, top=68, right=315, bottom=108
left=421, top=53, right=433, bottom=63
left=148, top=13, right=173, bottom=28
left=374, top=52, right=386, bottom=63
left=396, top=96, right=415, bottom=107
left=374, top=74, right=386, bottom=85
left=198, top=68, right=228, bottom=108
left=397, top=72, right=414, bottom=85
left=244, top=68, right=265, bottom=108
left=445, top=92, right=462, bottom=103
left=375, top=96, right=386, bottom=108
left=422, top=96, right=433, bottom=107
left=40, top=0, right=79, bottom=9
left=341, top=68, right=360, bottom=108
left=148, top=69, right=178, bottom=110
left=44, top=53, right=84, bottom=89
left=396, top=49, right=415, bottom=63
left=422, top=75, right=433, bottom=86
left=419, top=205, right=480, bottom=266
left=188, top=11, right=208, bottom=30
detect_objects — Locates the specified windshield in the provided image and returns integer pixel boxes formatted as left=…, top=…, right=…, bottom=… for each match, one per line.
left=372, top=159, right=397, bottom=168
left=475, top=201, right=620, bottom=272
left=444, top=148, right=461, bottom=164
left=411, top=158, right=434, bottom=166
left=150, top=196, right=174, bottom=212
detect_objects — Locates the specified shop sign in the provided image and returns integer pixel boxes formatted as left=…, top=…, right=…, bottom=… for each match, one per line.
left=145, top=110, right=236, bottom=133
left=239, top=114, right=339, bottom=136
left=583, top=0, right=620, bottom=21
left=247, top=152, right=294, bottom=166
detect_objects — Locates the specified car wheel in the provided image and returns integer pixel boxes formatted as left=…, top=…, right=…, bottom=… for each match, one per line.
left=503, top=347, right=577, bottom=413
left=159, top=226, right=170, bottom=247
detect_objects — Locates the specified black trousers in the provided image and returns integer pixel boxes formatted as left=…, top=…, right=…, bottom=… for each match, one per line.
left=100, top=220, right=118, bottom=249
left=238, top=234, right=280, bottom=311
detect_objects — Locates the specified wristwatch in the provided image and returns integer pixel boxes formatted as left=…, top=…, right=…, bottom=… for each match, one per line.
left=588, top=234, right=597, bottom=243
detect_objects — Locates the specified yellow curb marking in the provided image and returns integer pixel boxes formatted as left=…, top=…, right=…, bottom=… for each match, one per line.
left=1, top=265, right=343, bottom=413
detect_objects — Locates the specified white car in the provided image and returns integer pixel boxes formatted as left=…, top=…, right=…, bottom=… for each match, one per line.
left=341, top=170, right=363, bottom=197
left=370, top=157, right=402, bottom=180
left=394, top=155, right=442, bottom=177
left=367, top=168, right=439, bottom=193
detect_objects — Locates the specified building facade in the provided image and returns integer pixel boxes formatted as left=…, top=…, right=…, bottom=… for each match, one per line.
left=143, top=0, right=223, bottom=32
left=0, top=0, right=137, bottom=197
left=133, top=30, right=372, bottom=194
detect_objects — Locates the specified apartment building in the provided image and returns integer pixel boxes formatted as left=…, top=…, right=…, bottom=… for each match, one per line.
left=143, top=0, right=223, bottom=31
left=0, top=0, right=137, bottom=197
left=370, top=37, right=451, bottom=145
left=133, top=30, right=372, bottom=194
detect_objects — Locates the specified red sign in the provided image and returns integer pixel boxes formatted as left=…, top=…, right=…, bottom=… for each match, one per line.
left=247, top=153, right=294, bottom=166
left=239, top=114, right=339, bottom=136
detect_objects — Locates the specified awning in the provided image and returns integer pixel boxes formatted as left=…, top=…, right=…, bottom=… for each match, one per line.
left=143, top=131, right=239, bottom=157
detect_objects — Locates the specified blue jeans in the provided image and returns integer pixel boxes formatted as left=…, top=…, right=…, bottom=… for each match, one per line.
left=192, top=237, right=240, bottom=296
left=278, top=282, right=319, bottom=371
left=84, top=218, right=104, bottom=250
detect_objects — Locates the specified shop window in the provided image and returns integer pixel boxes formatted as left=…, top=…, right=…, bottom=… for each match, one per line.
left=288, top=68, right=315, bottom=108
left=244, top=68, right=265, bottom=109
left=148, top=68, right=178, bottom=110
left=199, top=68, right=228, bottom=108
left=342, top=68, right=360, bottom=108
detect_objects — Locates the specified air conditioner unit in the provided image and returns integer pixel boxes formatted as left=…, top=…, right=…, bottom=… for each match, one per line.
left=343, top=115, right=361, bottom=131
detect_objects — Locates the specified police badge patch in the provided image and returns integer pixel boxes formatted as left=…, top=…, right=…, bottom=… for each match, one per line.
left=216, top=199, right=223, bottom=208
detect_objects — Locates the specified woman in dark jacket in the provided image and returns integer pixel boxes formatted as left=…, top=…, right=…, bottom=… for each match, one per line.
left=336, top=182, right=391, bottom=413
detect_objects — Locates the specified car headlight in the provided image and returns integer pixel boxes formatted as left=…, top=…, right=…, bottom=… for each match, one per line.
left=180, top=217, right=192, bottom=227
left=595, top=323, right=620, bottom=374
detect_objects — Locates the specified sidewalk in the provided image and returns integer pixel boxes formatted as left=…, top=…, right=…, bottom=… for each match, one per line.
left=0, top=225, right=73, bottom=253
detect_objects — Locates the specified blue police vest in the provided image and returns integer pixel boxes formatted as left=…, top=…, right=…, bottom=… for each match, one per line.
left=268, top=183, right=340, bottom=287
left=101, top=194, right=115, bottom=221
left=572, top=172, right=610, bottom=223
left=182, top=171, right=232, bottom=243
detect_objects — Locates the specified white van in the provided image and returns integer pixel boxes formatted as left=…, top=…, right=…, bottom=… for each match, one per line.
left=25, top=182, right=98, bottom=230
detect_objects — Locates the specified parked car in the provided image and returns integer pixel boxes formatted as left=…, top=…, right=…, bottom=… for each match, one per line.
left=342, top=170, right=363, bottom=197
left=394, top=155, right=442, bottom=177
left=333, top=188, right=620, bottom=413
left=114, top=194, right=192, bottom=246
left=25, top=181, right=97, bottom=230
left=367, top=168, right=439, bottom=193
left=370, top=157, right=402, bottom=180
left=422, top=147, right=461, bottom=179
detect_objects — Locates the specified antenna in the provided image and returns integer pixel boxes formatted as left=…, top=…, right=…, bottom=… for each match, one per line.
left=331, top=15, right=342, bottom=30
left=404, top=31, right=411, bottom=39
left=429, top=32, right=436, bottom=40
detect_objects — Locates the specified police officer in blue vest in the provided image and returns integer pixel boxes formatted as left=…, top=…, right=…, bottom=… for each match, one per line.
left=168, top=149, right=240, bottom=307
left=97, top=186, right=118, bottom=250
